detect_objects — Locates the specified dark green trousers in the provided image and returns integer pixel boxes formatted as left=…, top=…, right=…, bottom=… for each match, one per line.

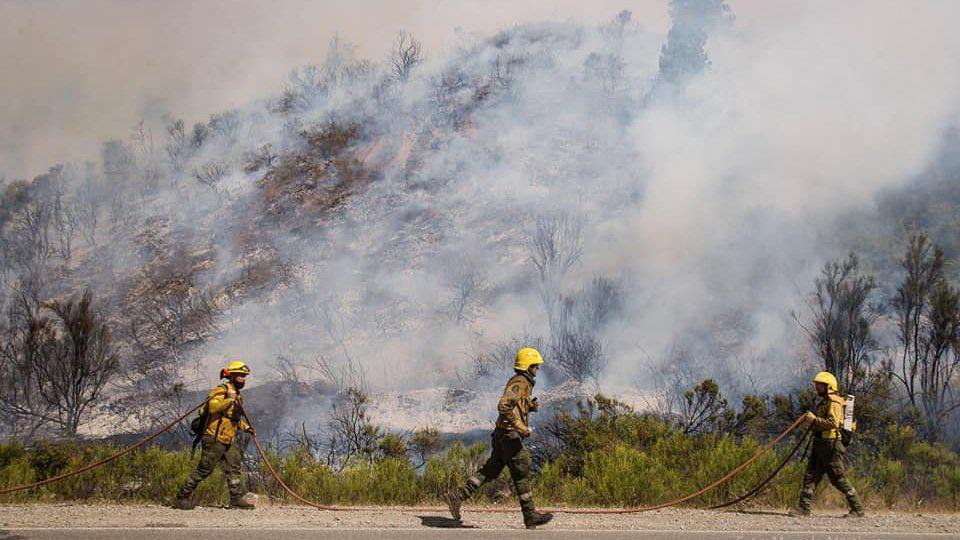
left=798, top=438, right=863, bottom=513
left=177, top=435, right=245, bottom=500
left=456, top=429, right=536, bottom=518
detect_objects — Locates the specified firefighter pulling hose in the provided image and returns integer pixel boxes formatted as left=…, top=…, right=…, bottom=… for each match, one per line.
left=173, top=361, right=256, bottom=510
left=793, top=371, right=865, bottom=517
left=0, top=358, right=833, bottom=521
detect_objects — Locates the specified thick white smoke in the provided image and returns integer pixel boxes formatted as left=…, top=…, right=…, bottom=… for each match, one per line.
left=6, top=1, right=960, bottom=407
left=192, top=1, right=960, bottom=399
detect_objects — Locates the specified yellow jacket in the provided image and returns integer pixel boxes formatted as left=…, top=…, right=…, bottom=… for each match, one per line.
left=495, top=372, right=539, bottom=437
left=204, top=382, right=250, bottom=444
left=810, top=391, right=844, bottom=439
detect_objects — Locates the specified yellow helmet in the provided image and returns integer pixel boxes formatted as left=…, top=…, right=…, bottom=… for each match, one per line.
left=514, top=348, right=544, bottom=371
left=221, top=361, right=251, bottom=378
left=813, top=371, right=838, bottom=392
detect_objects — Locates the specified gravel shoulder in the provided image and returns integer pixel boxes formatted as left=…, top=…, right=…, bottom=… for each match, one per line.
left=0, top=503, right=957, bottom=534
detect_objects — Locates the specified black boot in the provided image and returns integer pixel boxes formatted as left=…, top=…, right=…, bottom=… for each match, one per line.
left=171, top=495, right=195, bottom=510
left=524, top=511, right=553, bottom=529
left=443, top=490, right=462, bottom=521
left=229, top=493, right=256, bottom=509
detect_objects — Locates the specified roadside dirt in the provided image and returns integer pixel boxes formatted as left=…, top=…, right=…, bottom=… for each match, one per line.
left=0, top=503, right=957, bottom=533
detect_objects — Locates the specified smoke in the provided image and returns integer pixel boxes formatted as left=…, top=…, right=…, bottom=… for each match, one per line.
left=5, top=1, right=960, bottom=405
left=0, top=0, right=669, bottom=180
left=197, top=0, right=960, bottom=397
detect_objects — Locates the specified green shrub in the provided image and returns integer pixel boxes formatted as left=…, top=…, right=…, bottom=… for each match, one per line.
left=0, top=442, right=26, bottom=468
left=338, top=458, right=419, bottom=504
left=682, top=435, right=770, bottom=506
left=27, top=441, right=75, bottom=480
left=1, top=407, right=959, bottom=510
left=276, top=452, right=337, bottom=503
left=0, top=458, right=36, bottom=503
left=379, top=434, right=408, bottom=460
left=754, top=460, right=804, bottom=509
left=581, top=444, right=677, bottom=505
left=533, top=460, right=564, bottom=502
left=421, top=441, right=488, bottom=499
left=870, top=458, right=903, bottom=508
left=935, top=464, right=960, bottom=510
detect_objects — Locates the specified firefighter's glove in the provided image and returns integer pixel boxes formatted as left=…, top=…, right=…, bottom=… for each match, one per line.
left=529, top=397, right=539, bottom=412
left=245, top=426, right=256, bottom=436
left=519, top=426, right=532, bottom=438
left=802, top=411, right=817, bottom=424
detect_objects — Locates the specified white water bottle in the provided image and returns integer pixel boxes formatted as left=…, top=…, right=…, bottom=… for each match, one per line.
left=843, top=394, right=855, bottom=431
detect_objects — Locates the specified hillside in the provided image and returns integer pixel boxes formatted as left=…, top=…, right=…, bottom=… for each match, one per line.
left=1, top=1, right=959, bottom=446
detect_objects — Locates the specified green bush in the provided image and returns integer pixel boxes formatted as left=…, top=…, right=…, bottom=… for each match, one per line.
left=1, top=402, right=959, bottom=511
left=339, top=458, right=419, bottom=504
left=756, top=460, right=805, bottom=509
left=581, top=444, right=677, bottom=505
left=870, top=458, right=903, bottom=508
left=680, top=435, right=769, bottom=506
left=27, top=441, right=75, bottom=480
left=0, top=458, right=36, bottom=503
left=421, top=441, right=489, bottom=499
left=0, top=442, right=26, bottom=468
left=935, top=464, right=960, bottom=510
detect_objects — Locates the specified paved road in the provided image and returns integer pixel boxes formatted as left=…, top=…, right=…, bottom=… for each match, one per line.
left=1, top=529, right=957, bottom=540
left=4, top=505, right=957, bottom=539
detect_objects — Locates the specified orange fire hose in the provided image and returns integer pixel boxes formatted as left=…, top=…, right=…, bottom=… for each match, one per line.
left=0, top=399, right=207, bottom=496
left=240, top=401, right=806, bottom=515
left=0, top=398, right=805, bottom=516
left=709, top=426, right=813, bottom=510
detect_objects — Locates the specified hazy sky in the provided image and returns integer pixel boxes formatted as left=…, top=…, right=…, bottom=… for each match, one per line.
left=0, top=0, right=675, bottom=180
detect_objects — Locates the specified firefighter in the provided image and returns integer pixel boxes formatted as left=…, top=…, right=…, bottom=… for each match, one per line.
left=173, top=361, right=256, bottom=510
left=795, top=371, right=865, bottom=517
left=444, top=348, right=554, bottom=529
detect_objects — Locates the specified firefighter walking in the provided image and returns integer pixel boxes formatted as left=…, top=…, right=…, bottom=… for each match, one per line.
left=444, top=348, right=553, bottom=529
left=795, top=371, right=865, bottom=517
left=173, top=361, right=256, bottom=510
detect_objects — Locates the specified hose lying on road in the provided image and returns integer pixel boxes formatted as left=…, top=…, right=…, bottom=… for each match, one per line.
left=708, top=427, right=812, bottom=510
left=240, top=401, right=807, bottom=515
left=0, top=399, right=208, bottom=496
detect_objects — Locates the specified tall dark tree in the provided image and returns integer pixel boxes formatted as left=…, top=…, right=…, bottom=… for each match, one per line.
left=0, top=289, right=119, bottom=436
left=796, top=253, right=878, bottom=395
left=39, top=290, right=119, bottom=435
left=657, top=0, right=733, bottom=86
left=0, top=284, right=58, bottom=437
left=888, top=234, right=960, bottom=441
